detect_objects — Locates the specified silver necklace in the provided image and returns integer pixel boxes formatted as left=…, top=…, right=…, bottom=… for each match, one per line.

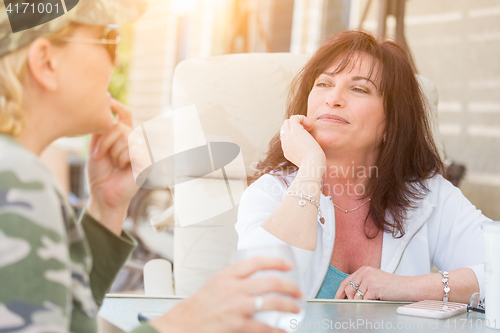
left=332, top=198, right=371, bottom=213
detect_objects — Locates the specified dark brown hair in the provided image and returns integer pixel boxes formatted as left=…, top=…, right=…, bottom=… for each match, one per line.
left=251, top=30, right=444, bottom=238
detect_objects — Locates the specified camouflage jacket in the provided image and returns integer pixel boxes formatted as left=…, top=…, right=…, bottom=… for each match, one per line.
left=0, top=135, right=157, bottom=333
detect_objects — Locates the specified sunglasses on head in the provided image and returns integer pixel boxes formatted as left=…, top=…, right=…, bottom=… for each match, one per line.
left=57, top=24, right=121, bottom=62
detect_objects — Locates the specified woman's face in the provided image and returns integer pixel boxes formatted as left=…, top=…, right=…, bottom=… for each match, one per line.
left=56, top=25, right=117, bottom=135
left=307, top=53, right=386, bottom=157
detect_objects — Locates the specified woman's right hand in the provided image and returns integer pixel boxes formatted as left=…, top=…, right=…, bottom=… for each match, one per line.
left=150, top=257, right=302, bottom=333
left=280, top=115, right=326, bottom=168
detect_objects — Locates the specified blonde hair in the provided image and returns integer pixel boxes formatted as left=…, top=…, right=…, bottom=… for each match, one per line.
left=0, top=23, right=80, bottom=136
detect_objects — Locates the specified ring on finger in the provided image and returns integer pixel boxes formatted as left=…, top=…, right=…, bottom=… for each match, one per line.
left=254, top=295, right=264, bottom=312
left=349, top=280, right=360, bottom=291
left=280, top=128, right=285, bottom=137
left=356, top=290, right=365, bottom=298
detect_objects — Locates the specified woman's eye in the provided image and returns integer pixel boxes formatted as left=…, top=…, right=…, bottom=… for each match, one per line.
left=353, top=87, right=368, bottom=93
left=316, top=82, right=329, bottom=87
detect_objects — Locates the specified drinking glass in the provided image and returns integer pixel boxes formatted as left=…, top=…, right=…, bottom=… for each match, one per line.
left=233, top=244, right=306, bottom=332
left=483, top=221, right=500, bottom=329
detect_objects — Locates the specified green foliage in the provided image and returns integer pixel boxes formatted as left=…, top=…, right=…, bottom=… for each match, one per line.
left=108, top=23, right=134, bottom=104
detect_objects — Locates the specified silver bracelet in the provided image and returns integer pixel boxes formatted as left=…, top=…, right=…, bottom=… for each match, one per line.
left=438, top=270, right=450, bottom=302
left=284, top=191, right=325, bottom=224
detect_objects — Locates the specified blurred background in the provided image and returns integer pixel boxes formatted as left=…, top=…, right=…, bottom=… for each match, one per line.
left=41, top=0, right=500, bottom=292
left=128, top=0, right=500, bottom=221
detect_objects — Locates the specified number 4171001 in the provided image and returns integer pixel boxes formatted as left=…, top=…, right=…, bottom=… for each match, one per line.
left=6, top=2, right=60, bottom=14
left=444, top=318, right=496, bottom=329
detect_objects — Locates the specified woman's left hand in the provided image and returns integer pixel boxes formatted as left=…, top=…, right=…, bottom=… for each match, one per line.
left=86, top=97, right=139, bottom=235
left=335, top=266, right=411, bottom=301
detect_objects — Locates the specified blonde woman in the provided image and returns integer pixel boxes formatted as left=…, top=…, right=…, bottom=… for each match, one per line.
left=0, top=1, right=300, bottom=332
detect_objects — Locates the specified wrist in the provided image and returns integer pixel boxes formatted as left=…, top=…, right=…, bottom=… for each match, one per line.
left=86, top=199, right=127, bottom=236
left=406, top=273, right=443, bottom=302
left=298, top=156, right=326, bottom=179
left=303, top=152, right=326, bottom=166
left=149, top=317, right=183, bottom=333
left=149, top=303, right=190, bottom=333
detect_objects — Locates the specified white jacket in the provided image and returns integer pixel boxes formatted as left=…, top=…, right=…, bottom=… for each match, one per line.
left=236, top=173, right=490, bottom=299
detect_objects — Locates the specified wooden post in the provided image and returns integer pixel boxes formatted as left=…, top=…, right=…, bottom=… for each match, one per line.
left=394, top=0, right=406, bottom=46
left=377, top=0, right=388, bottom=37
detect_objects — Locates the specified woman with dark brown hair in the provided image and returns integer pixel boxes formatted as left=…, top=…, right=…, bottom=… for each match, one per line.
left=236, top=30, right=489, bottom=302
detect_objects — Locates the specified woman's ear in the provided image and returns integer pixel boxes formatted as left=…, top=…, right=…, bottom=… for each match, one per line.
left=26, top=38, right=60, bottom=91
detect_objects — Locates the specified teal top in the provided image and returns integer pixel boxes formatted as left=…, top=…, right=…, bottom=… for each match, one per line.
left=316, top=265, right=350, bottom=299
